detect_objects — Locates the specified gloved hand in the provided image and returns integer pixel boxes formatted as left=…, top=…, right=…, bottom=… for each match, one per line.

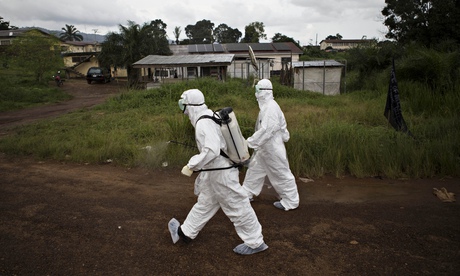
left=281, top=128, right=290, bottom=142
left=246, top=137, right=255, bottom=149
left=181, top=165, right=193, bottom=177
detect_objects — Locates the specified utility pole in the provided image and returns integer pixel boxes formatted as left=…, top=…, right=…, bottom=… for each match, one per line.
left=92, top=29, right=98, bottom=42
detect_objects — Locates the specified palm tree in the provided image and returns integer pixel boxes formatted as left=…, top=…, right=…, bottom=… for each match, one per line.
left=173, top=26, right=181, bottom=45
left=99, top=20, right=172, bottom=87
left=60, top=24, right=83, bottom=41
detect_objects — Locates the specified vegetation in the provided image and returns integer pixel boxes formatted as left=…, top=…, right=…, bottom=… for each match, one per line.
left=272, top=33, right=301, bottom=49
left=381, top=0, right=460, bottom=47
left=99, top=20, right=171, bottom=87
left=0, top=72, right=458, bottom=179
left=173, top=26, right=181, bottom=45
left=183, top=20, right=262, bottom=44
left=213, top=23, right=242, bottom=43
left=0, top=63, right=72, bottom=112
left=0, top=16, right=17, bottom=30
left=5, top=29, right=63, bottom=83
left=59, top=24, right=83, bottom=41
left=185, top=20, right=215, bottom=44
left=1, top=3, right=460, bottom=179
left=241, top=22, right=267, bottom=43
left=325, top=34, right=343, bottom=40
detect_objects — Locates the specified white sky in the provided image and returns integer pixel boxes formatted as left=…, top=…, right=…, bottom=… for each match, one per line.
left=1, top=0, right=388, bottom=45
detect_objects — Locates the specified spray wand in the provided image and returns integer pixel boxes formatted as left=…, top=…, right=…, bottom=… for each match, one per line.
left=167, top=140, right=197, bottom=149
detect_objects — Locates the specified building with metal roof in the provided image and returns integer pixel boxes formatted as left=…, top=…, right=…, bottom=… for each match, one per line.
left=291, top=60, right=345, bottom=95
left=319, top=39, right=377, bottom=51
left=133, top=54, right=234, bottom=68
left=132, top=54, right=235, bottom=88
left=133, top=42, right=303, bottom=86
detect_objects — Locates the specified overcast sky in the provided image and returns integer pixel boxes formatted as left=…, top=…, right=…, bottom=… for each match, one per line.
left=1, top=0, right=387, bottom=45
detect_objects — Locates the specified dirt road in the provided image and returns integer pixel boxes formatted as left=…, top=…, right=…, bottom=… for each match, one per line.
left=0, top=79, right=459, bottom=275
left=0, top=79, right=121, bottom=133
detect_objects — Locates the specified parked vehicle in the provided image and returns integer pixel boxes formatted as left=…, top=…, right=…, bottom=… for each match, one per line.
left=53, top=71, right=64, bottom=87
left=86, top=67, right=111, bottom=84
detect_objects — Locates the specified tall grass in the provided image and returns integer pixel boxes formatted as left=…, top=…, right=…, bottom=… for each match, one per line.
left=0, top=65, right=72, bottom=112
left=0, top=76, right=458, bottom=179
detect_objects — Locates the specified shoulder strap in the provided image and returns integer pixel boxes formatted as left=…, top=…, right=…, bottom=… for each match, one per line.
left=196, top=114, right=222, bottom=126
left=196, top=113, right=235, bottom=162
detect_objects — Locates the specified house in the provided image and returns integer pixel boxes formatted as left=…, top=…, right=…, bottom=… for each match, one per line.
left=0, top=28, right=107, bottom=78
left=291, top=60, right=345, bottom=95
left=60, top=41, right=103, bottom=78
left=171, top=42, right=303, bottom=77
left=319, top=39, right=376, bottom=51
left=0, top=29, right=21, bottom=46
left=133, top=42, right=303, bottom=85
left=132, top=54, right=235, bottom=89
left=0, top=28, right=57, bottom=51
left=0, top=28, right=54, bottom=46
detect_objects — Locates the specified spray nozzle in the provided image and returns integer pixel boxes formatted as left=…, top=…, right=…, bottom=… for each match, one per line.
left=219, top=107, right=233, bottom=124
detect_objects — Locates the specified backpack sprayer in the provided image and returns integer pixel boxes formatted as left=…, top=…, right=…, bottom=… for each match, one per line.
left=217, top=107, right=250, bottom=165
left=169, top=107, right=250, bottom=173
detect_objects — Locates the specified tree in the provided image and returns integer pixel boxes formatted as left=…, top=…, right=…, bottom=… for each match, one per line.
left=173, top=26, right=181, bottom=45
left=0, top=16, right=18, bottom=30
left=325, top=33, right=343, bottom=40
left=185, top=20, right=214, bottom=44
left=9, top=30, right=63, bottom=83
left=59, top=24, right=83, bottom=41
left=271, top=33, right=301, bottom=49
left=149, top=19, right=171, bottom=55
left=241, top=22, right=267, bottom=43
left=213, top=24, right=242, bottom=43
left=99, top=20, right=172, bottom=87
left=381, top=0, right=460, bottom=47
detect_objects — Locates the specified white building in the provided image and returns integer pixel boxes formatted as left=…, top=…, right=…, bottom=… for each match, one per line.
left=291, top=60, right=345, bottom=95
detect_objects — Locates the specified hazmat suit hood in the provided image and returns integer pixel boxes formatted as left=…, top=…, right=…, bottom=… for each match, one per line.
left=179, top=89, right=207, bottom=127
left=255, top=79, right=274, bottom=108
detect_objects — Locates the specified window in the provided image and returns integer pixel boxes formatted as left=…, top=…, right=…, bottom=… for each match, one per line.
left=155, top=69, right=170, bottom=77
left=0, top=39, right=11, bottom=45
left=71, top=56, right=89, bottom=63
left=187, top=67, right=197, bottom=77
left=281, top=57, right=292, bottom=64
left=88, top=68, right=103, bottom=74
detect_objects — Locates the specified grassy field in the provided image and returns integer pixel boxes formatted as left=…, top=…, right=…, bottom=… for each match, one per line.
left=0, top=75, right=458, bottom=179
left=0, top=68, right=72, bottom=112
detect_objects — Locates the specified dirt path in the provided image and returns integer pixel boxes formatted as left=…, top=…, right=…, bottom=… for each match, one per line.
left=0, top=80, right=459, bottom=275
left=0, top=79, right=122, bottom=133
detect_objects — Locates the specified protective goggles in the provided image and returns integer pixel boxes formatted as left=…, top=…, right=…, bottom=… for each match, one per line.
left=255, top=84, right=272, bottom=94
left=178, top=98, right=204, bottom=113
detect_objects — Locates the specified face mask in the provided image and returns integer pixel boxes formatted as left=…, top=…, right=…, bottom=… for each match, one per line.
left=255, top=84, right=261, bottom=94
left=178, top=98, right=186, bottom=113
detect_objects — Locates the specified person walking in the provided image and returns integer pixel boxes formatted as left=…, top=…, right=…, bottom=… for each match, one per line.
left=168, top=89, right=268, bottom=255
left=242, top=79, right=300, bottom=211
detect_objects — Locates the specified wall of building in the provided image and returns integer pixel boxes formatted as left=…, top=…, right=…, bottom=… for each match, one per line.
left=228, top=59, right=271, bottom=79
left=293, top=66, right=343, bottom=95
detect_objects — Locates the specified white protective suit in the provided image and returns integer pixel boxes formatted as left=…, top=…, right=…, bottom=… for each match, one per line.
left=179, top=89, right=266, bottom=250
left=243, top=79, right=300, bottom=211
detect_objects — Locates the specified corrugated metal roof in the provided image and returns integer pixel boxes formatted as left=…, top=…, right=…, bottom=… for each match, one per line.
left=291, top=60, right=344, bottom=68
left=169, top=42, right=303, bottom=54
left=132, top=54, right=235, bottom=68
left=0, top=28, right=51, bottom=38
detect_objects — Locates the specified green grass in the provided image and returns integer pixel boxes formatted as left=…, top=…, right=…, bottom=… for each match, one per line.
left=0, top=66, right=72, bottom=112
left=0, top=76, right=459, bottom=179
